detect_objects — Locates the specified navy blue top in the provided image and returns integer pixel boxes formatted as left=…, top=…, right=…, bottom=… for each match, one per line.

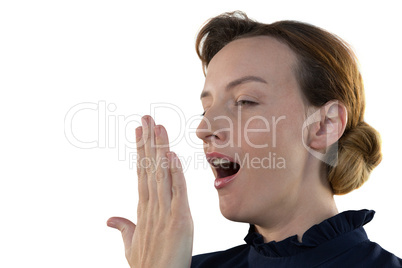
left=191, top=210, right=402, bottom=267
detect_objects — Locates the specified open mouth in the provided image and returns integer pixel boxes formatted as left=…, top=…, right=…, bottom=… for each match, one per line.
left=208, top=157, right=241, bottom=178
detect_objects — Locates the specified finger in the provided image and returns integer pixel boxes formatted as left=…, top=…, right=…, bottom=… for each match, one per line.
left=136, top=126, right=148, bottom=203
left=107, top=217, right=136, bottom=253
left=142, top=116, right=158, bottom=203
left=167, top=152, right=190, bottom=213
left=155, top=125, right=172, bottom=211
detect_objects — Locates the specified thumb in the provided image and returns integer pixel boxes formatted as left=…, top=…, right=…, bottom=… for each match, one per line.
left=107, top=217, right=136, bottom=252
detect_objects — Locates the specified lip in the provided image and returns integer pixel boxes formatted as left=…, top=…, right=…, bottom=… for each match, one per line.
left=205, top=152, right=237, bottom=164
left=205, top=151, right=240, bottom=189
left=214, top=173, right=239, bottom=189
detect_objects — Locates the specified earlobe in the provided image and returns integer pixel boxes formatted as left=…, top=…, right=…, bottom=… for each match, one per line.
left=309, top=101, right=348, bottom=150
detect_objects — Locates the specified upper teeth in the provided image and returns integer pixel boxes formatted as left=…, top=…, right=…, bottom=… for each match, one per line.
left=212, top=158, right=231, bottom=166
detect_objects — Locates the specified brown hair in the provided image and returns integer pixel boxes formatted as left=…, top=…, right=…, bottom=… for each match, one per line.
left=195, top=11, right=382, bottom=195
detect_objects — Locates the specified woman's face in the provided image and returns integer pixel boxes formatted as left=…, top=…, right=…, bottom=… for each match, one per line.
left=196, top=36, right=311, bottom=226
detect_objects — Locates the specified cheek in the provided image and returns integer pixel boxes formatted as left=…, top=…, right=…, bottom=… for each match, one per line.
left=272, top=110, right=309, bottom=177
left=276, top=116, right=303, bottom=149
left=240, top=113, right=298, bottom=151
left=240, top=117, right=276, bottom=148
left=239, top=109, right=306, bottom=172
left=270, top=99, right=307, bottom=153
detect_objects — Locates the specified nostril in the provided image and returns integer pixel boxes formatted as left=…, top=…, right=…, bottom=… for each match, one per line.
left=196, top=125, right=213, bottom=141
left=196, top=113, right=228, bottom=144
left=211, top=134, right=220, bottom=140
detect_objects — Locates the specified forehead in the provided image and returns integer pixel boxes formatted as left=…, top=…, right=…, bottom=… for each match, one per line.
left=204, top=36, right=298, bottom=89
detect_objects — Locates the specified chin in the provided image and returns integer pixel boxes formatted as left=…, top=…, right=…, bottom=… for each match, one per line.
left=218, top=197, right=250, bottom=223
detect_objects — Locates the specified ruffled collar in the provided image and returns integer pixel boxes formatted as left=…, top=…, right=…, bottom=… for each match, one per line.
left=244, top=209, right=374, bottom=258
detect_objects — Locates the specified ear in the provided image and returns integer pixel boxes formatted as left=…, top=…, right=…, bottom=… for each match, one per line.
left=308, top=100, right=348, bottom=151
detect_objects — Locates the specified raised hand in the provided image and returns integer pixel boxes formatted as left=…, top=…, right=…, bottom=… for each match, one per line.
left=107, top=115, right=194, bottom=268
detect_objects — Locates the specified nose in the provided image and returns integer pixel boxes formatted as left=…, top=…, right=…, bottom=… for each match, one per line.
left=196, top=108, right=231, bottom=147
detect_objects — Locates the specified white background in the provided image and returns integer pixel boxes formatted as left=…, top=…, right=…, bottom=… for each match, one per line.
left=1, top=0, right=401, bottom=267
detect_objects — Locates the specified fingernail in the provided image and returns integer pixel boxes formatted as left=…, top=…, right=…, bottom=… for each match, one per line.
left=167, top=152, right=179, bottom=166
left=155, top=125, right=161, bottom=137
left=135, top=126, right=142, bottom=138
left=107, top=220, right=116, bottom=228
left=167, top=152, right=174, bottom=162
left=141, top=116, right=148, bottom=127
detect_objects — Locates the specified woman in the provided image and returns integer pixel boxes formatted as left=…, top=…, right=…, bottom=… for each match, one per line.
left=107, top=11, right=402, bottom=267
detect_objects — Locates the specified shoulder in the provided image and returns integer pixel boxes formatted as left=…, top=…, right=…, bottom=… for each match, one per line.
left=191, top=244, right=250, bottom=268
left=325, top=240, right=402, bottom=268
left=358, top=241, right=402, bottom=267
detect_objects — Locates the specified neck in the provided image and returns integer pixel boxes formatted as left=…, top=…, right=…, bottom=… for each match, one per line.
left=254, top=168, right=338, bottom=243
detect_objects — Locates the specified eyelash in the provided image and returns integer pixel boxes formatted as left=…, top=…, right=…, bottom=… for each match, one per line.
left=235, top=100, right=258, bottom=106
left=201, top=100, right=257, bottom=116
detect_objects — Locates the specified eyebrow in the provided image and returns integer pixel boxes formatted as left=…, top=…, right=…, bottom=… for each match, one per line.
left=200, top=75, right=268, bottom=99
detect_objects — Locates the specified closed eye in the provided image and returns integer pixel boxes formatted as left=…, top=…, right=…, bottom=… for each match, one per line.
left=235, top=100, right=258, bottom=106
left=201, top=100, right=257, bottom=116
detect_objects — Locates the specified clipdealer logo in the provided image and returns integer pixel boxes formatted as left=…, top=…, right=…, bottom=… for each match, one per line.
left=64, top=101, right=203, bottom=163
left=64, top=100, right=302, bottom=170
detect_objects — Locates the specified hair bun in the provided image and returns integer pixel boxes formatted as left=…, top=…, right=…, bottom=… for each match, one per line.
left=328, top=121, right=382, bottom=195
